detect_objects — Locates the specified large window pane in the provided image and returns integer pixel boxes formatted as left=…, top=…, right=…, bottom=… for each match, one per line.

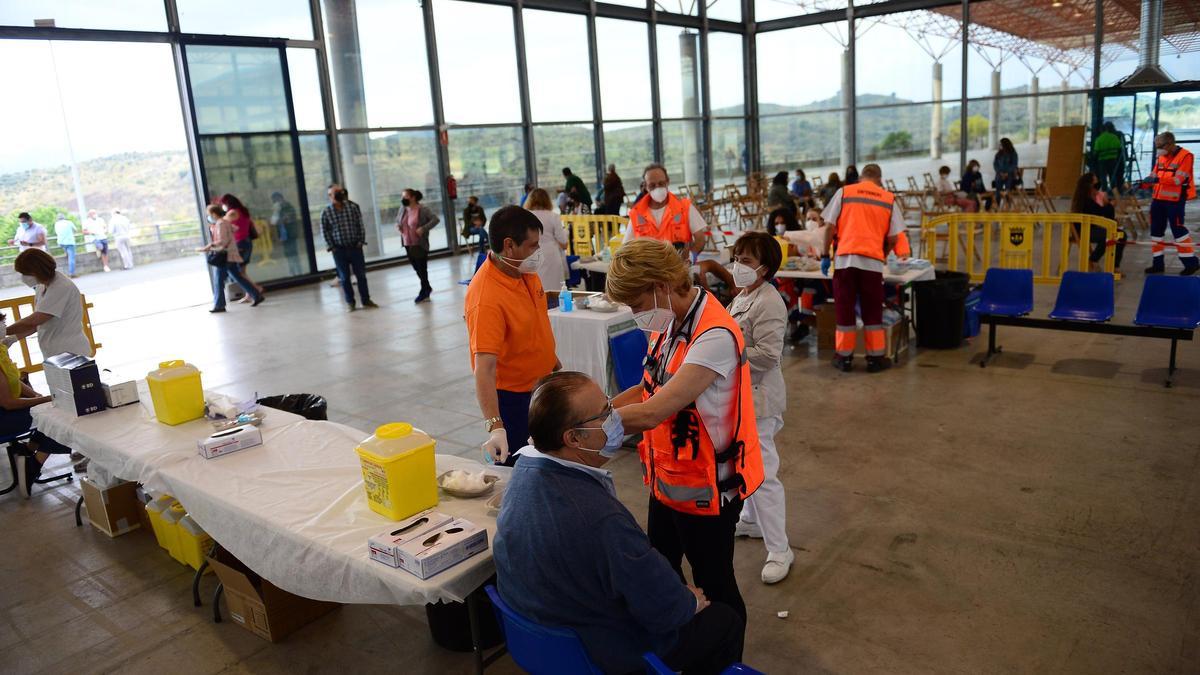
left=448, top=126, right=527, bottom=217
left=657, top=25, right=704, bottom=119
left=287, top=49, right=326, bottom=132
left=755, top=0, right=846, bottom=22
left=435, top=1, right=521, bottom=125
left=597, top=19, right=652, bottom=120
left=0, top=0, right=166, bottom=31
left=200, top=134, right=306, bottom=283
left=323, top=0, right=433, bottom=129
left=710, top=119, right=746, bottom=186
left=662, top=120, right=705, bottom=188
left=602, top=0, right=647, bottom=7
left=188, top=45, right=290, bottom=134
left=706, top=0, right=741, bottom=22
left=855, top=11, right=961, bottom=107
left=760, top=111, right=843, bottom=177
left=534, top=125, right=597, bottom=198
left=756, top=23, right=848, bottom=112
left=299, top=134, right=334, bottom=272
left=177, top=0, right=313, bottom=39
left=524, top=10, right=593, bottom=123
left=337, top=130, right=443, bottom=261
left=604, top=122, right=654, bottom=193
left=707, top=32, right=744, bottom=116
left=654, top=0, right=696, bottom=16
left=857, top=103, right=968, bottom=180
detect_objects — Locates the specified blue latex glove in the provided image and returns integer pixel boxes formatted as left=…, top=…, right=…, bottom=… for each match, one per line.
left=820, top=256, right=831, bottom=276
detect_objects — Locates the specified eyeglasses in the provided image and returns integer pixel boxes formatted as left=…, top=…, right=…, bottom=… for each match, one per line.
left=573, top=401, right=613, bottom=428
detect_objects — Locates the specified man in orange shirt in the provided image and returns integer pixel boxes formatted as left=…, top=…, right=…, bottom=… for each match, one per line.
left=465, top=206, right=561, bottom=466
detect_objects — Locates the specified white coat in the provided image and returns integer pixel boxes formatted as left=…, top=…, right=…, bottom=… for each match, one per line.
left=728, top=281, right=787, bottom=419
left=530, top=209, right=569, bottom=292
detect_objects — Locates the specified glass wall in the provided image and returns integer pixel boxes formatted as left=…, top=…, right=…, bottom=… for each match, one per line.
left=435, top=1, right=521, bottom=125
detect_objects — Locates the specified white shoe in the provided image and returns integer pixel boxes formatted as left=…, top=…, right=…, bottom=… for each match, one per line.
left=734, top=519, right=763, bottom=539
left=761, top=548, right=795, bottom=585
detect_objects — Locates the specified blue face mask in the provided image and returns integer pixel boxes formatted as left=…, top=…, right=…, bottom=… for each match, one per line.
left=574, top=407, right=625, bottom=458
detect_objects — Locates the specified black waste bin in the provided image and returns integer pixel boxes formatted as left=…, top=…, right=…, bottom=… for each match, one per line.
left=425, top=583, right=503, bottom=652
left=256, top=393, right=328, bottom=421
left=915, top=271, right=969, bottom=349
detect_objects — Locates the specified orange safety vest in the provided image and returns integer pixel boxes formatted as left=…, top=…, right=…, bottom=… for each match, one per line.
left=833, top=182, right=897, bottom=261
left=628, top=192, right=694, bottom=245
left=1153, top=147, right=1196, bottom=202
left=640, top=291, right=764, bottom=517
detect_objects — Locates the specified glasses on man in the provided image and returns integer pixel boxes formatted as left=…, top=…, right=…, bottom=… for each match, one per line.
left=573, top=401, right=613, bottom=429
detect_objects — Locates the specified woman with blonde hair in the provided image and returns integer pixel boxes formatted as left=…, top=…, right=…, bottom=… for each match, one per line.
left=606, top=239, right=765, bottom=645
left=525, top=188, right=569, bottom=306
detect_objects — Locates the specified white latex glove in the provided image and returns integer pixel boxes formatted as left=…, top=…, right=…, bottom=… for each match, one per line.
left=482, top=428, right=509, bottom=464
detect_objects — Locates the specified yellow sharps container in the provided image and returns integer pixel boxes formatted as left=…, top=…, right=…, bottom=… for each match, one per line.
left=162, top=502, right=188, bottom=565
left=356, top=423, right=438, bottom=520
left=147, top=360, right=205, bottom=425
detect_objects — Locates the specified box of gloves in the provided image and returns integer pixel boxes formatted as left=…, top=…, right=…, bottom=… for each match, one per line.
left=99, top=369, right=139, bottom=408
left=44, top=353, right=106, bottom=416
left=197, top=424, right=262, bottom=459
left=368, top=509, right=456, bottom=568
left=393, top=518, right=489, bottom=580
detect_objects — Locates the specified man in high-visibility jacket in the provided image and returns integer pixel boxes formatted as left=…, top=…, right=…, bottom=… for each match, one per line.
left=821, top=163, right=906, bottom=373
left=623, top=163, right=708, bottom=254
left=1145, top=132, right=1197, bottom=276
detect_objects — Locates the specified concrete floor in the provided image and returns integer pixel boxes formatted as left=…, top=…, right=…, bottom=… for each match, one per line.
left=1, top=238, right=1198, bottom=674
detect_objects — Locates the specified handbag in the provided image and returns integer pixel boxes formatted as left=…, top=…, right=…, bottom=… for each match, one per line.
left=248, top=221, right=260, bottom=240
left=206, top=249, right=228, bottom=267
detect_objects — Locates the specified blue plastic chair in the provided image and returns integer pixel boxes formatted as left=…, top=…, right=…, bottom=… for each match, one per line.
left=1048, top=271, right=1114, bottom=322
left=978, top=268, right=1034, bottom=317
left=484, top=585, right=603, bottom=675
left=643, top=652, right=767, bottom=674
left=1134, top=276, right=1200, bottom=329
left=610, top=329, right=649, bottom=392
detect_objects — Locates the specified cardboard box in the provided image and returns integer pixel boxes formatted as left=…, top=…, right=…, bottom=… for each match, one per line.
left=81, top=479, right=142, bottom=537
left=44, top=353, right=105, bottom=416
left=135, top=486, right=153, bottom=533
left=368, top=510, right=456, bottom=568
left=197, top=425, right=262, bottom=459
left=852, top=318, right=908, bottom=360
left=207, top=548, right=340, bottom=642
left=395, top=518, right=489, bottom=580
left=99, top=370, right=139, bottom=407
left=815, top=302, right=836, bottom=350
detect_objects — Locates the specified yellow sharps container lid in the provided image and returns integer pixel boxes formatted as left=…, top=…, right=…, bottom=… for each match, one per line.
left=376, top=422, right=413, bottom=439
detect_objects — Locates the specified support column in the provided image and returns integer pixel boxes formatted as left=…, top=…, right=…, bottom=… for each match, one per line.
left=679, top=30, right=702, bottom=186
left=841, top=48, right=853, bottom=168
left=988, top=69, right=1001, bottom=150
left=1058, top=79, right=1068, bottom=127
left=1028, top=76, right=1039, bottom=144
left=931, top=62, right=943, bottom=159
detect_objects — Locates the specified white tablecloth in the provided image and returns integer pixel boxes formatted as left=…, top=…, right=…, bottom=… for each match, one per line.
left=774, top=265, right=936, bottom=284
left=33, top=400, right=510, bottom=606
left=548, top=307, right=636, bottom=392
left=571, top=249, right=730, bottom=276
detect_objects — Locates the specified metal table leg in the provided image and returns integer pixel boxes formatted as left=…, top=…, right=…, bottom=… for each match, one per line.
left=467, top=590, right=485, bottom=675
left=193, top=540, right=220, bottom=607
left=75, top=495, right=84, bottom=526
left=212, top=583, right=224, bottom=623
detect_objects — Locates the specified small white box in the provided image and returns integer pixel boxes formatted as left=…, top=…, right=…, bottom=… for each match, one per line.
left=368, top=510, right=456, bottom=568
left=394, top=518, right=489, bottom=579
left=99, top=370, right=139, bottom=407
left=197, top=424, right=262, bottom=459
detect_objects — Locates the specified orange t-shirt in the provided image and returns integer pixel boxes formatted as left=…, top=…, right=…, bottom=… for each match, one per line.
left=464, top=257, right=558, bottom=392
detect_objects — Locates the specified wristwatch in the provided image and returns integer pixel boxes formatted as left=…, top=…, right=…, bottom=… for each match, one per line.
left=484, top=416, right=503, bottom=433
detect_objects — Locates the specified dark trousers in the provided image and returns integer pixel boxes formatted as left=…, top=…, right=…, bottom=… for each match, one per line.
left=212, top=262, right=260, bottom=309
left=407, top=246, right=431, bottom=294
left=1149, top=199, right=1195, bottom=268
left=647, top=496, right=747, bottom=628
left=237, top=239, right=253, bottom=265
left=0, top=409, right=70, bottom=455
left=1097, top=158, right=1120, bottom=193
left=1088, top=225, right=1126, bottom=267
left=496, top=389, right=532, bottom=468
left=282, top=237, right=301, bottom=276
left=832, top=266, right=884, bottom=357
left=332, top=246, right=371, bottom=306
left=656, top=602, right=745, bottom=675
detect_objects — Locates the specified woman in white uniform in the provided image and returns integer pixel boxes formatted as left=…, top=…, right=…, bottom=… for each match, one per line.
left=524, top=188, right=569, bottom=307
left=727, top=232, right=793, bottom=584
left=6, top=249, right=93, bottom=359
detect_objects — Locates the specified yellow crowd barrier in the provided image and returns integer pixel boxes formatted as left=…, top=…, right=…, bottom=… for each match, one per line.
left=921, top=213, right=1119, bottom=284
left=561, top=214, right=628, bottom=257
left=0, top=294, right=101, bottom=374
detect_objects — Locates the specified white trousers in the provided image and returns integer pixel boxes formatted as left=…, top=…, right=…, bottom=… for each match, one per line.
left=742, top=414, right=788, bottom=554
left=115, top=237, right=134, bottom=269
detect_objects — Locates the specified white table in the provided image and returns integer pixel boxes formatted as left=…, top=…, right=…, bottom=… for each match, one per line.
left=548, top=306, right=636, bottom=393
left=572, top=248, right=732, bottom=278
left=774, top=265, right=936, bottom=284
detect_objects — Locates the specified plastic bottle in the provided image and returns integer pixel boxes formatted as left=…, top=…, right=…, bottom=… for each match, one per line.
left=560, top=284, right=573, bottom=312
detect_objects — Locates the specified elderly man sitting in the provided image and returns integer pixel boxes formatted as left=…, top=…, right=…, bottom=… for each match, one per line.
left=494, top=371, right=745, bottom=674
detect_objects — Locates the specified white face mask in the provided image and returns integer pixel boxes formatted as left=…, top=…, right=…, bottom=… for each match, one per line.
left=501, top=249, right=541, bottom=274
left=730, top=262, right=763, bottom=288
left=20, top=274, right=39, bottom=289
left=633, top=289, right=674, bottom=334
left=649, top=187, right=669, bottom=203
left=1155, top=147, right=1167, bottom=158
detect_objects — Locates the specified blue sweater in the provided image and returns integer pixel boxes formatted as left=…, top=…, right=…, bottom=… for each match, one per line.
left=495, top=456, right=696, bottom=673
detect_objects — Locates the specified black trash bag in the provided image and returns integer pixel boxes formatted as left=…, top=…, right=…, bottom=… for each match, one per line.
left=425, top=582, right=503, bottom=653
left=915, top=271, right=970, bottom=350
left=256, top=393, right=328, bottom=421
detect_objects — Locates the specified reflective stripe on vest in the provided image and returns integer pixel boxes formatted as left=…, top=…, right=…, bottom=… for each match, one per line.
left=629, top=193, right=693, bottom=244
left=638, top=290, right=765, bottom=517
left=834, top=182, right=895, bottom=261
left=1153, top=147, right=1196, bottom=202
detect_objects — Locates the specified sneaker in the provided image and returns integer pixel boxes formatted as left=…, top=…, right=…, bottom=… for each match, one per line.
left=362, top=300, right=379, bottom=308
left=832, top=355, right=853, bottom=372
left=866, top=356, right=892, bottom=373
left=414, top=291, right=430, bottom=304
left=1182, top=264, right=1199, bottom=277
left=788, top=323, right=810, bottom=343
left=761, top=548, right=795, bottom=585
left=734, top=519, right=763, bottom=539
left=251, top=296, right=265, bottom=307
left=209, top=307, right=226, bottom=313
left=17, top=453, right=43, bottom=499
left=347, top=304, right=358, bottom=313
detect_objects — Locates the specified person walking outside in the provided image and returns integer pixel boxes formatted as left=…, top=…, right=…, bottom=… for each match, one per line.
left=53, top=214, right=77, bottom=277
left=84, top=210, right=112, bottom=272
left=1144, top=131, right=1196, bottom=275
left=199, top=205, right=262, bottom=313
left=11, top=213, right=47, bottom=252
left=821, top=163, right=905, bottom=373
left=100, top=209, right=124, bottom=270
left=398, top=188, right=440, bottom=303
left=321, top=184, right=377, bottom=311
